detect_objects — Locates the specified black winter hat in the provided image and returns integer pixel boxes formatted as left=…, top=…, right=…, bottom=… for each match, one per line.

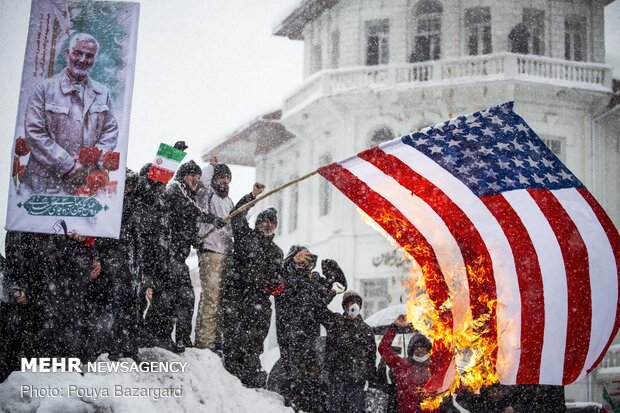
left=173, top=140, right=188, bottom=151
left=342, top=290, right=363, bottom=309
left=175, top=160, right=202, bottom=180
left=256, top=207, right=278, bottom=226
left=125, top=168, right=139, bottom=190
left=212, top=163, right=232, bottom=182
left=407, top=333, right=432, bottom=358
left=139, top=163, right=152, bottom=177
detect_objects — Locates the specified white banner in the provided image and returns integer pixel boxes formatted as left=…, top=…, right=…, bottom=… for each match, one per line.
left=5, top=0, right=140, bottom=238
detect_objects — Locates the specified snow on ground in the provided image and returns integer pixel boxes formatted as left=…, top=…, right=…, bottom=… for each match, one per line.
left=0, top=348, right=292, bottom=413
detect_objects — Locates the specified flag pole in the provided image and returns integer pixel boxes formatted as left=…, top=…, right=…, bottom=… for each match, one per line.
left=199, top=169, right=319, bottom=242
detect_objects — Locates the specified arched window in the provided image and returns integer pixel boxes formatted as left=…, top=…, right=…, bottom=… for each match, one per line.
left=410, top=1, right=442, bottom=62
left=369, top=126, right=395, bottom=147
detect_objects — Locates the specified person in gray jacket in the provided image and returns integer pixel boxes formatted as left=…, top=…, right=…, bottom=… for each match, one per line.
left=194, top=155, right=264, bottom=351
left=22, top=32, right=118, bottom=195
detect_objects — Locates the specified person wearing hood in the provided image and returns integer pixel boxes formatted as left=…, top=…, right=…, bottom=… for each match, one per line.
left=222, top=192, right=282, bottom=388
left=378, top=315, right=439, bottom=413
left=195, top=155, right=249, bottom=351
left=276, top=248, right=347, bottom=364
left=163, top=159, right=226, bottom=350
left=317, top=290, right=376, bottom=413
left=272, top=246, right=346, bottom=406
left=128, top=162, right=176, bottom=352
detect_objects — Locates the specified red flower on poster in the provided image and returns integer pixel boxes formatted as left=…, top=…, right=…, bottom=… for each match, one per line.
left=74, top=184, right=93, bottom=197
left=15, top=137, right=30, bottom=156
left=103, top=151, right=120, bottom=171
left=107, top=180, right=118, bottom=194
left=79, top=147, right=102, bottom=168
left=85, top=170, right=109, bottom=193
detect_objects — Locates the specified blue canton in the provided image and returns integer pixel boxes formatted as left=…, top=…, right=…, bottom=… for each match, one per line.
left=401, top=102, right=583, bottom=197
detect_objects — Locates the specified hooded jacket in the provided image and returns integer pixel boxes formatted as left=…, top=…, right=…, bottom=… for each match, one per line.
left=379, top=326, right=439, bottom=413
left=127, top=176, right=171, bottom=289
left=275, top=246, right=347, bottom=362
left=318, top=306, right=377, bottom=385
left=196, top=164, right=235, bottom=255
left=164, top=164, right=218, bottom=261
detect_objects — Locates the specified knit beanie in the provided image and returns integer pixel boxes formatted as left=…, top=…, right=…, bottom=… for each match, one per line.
left=212, top=163, right=232, bottom=183
left=256, top=207, right=278, bottom=226
left=175, top=160, right=202, bottom=181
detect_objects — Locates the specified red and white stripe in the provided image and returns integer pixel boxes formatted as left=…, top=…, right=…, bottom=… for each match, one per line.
left=319, top=139, right=620, bottom=386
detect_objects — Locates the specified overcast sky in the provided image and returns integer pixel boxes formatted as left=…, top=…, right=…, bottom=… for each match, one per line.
left=0, top=0, right=619, bottom=246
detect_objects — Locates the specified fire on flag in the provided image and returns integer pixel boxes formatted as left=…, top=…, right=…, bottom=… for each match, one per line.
left=318, top=102, right=620, bottom=406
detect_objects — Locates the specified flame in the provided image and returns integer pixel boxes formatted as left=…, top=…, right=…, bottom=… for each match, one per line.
left=407, top=261, right=499, bottom=410
left=357, top=208, right=499, bottom=410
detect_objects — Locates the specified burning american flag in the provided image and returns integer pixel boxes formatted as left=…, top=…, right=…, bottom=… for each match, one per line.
left=318, top=102, right=620, bottom=396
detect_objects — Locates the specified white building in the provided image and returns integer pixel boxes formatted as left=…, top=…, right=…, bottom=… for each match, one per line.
left=204, top=0, right=620, bottom=405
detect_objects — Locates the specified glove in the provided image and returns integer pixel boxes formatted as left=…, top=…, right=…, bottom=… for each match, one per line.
left=322, top=259, right=346, bottom=286
left=331, top=282, right=346, bottom=294
left=215, top=217, right=227, bottom=229
left=173, top=140, right=188, bottom=151
left=207, top=216, right=226, bottom=229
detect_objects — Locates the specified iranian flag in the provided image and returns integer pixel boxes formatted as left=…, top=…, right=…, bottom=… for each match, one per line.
left=148, top=143, right=187, bottom=183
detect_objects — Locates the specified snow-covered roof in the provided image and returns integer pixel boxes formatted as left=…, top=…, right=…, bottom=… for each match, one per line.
left=201, top=110, right=295, bottom=167
left=273, top=0, right=339, bottom=40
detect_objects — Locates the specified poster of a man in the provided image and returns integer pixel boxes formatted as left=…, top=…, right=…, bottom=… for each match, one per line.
left=22, top=32, right=119, bottom=195
left=6, top=0, right=140, bottom=238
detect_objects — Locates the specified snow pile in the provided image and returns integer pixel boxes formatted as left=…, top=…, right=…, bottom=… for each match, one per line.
left=0, top=348, right=292, bottom=413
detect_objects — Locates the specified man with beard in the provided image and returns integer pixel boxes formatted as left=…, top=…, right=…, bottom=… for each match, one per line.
left=195, top=156, right=258, bottom=352
left=164, top=160, right=226, bottom=350
left=22, top=33, right=118, bottom=194
left=222, top=198, right=283, bottom=388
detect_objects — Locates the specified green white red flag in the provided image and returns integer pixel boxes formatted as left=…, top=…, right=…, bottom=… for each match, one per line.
left=148, top=143, right=187, bottom=183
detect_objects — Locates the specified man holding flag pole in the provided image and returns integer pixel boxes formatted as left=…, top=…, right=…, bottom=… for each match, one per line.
left=227, top=101, right=620, bottom=405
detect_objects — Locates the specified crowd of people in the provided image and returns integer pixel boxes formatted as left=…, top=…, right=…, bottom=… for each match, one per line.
left=0, top=148, right=567, bottom=412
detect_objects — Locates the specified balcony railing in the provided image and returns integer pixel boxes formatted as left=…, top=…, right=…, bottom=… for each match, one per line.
left=283, top=53, right=613, bottom=114
left=599, top=343, right=620, bottom=370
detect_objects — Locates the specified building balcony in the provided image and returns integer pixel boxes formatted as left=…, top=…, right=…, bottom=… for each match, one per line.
left=283, top=53, right=614, bottom=115
left=596, top=343, right=620, bottom=381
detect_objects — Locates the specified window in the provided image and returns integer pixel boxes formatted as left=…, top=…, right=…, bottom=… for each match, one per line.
left=410, top=1, right=442, bottom=62
left=330, top=30, right=340, bottom=68
left=319, top=154, right=332, bottom=216
left=310, top=44, right=322, bottom=73
left=524, top=8, right=545, bottom=55
left=565, top=15, right=586, bottom=61
left=288, top=182, right=298, bottom=232
left=361, top=279, right=389, bottom=317
left=366, top=19, right=390, bottom=66
left=369, top=126, right=395, bottom=147
left=465, top=7, right=492, bottom=55
left=541, top=135, right=565, bottom=162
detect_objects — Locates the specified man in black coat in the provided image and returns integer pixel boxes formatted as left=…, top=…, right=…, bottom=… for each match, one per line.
left=318, top=290, right=377, bottom=413
left=222, top=188, right=281, bottom=389
left=163, top=160, right=225, bottom=350
left=275, top=246, right=347, bottom=366
left=130, top=165, right=176, bottom=351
